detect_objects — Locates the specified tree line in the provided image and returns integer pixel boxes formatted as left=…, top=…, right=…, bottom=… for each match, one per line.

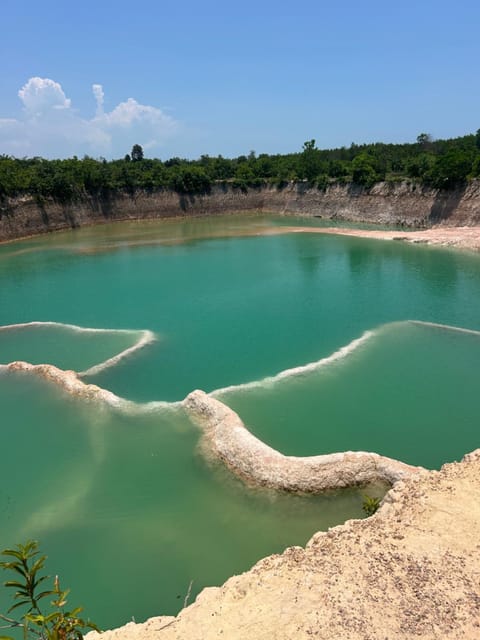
left=1, top=131, right=480, bottom=203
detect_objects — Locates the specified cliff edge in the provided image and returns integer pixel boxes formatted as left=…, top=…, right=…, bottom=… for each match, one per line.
left=2, top=180, right=480, bottom=243
left=90, top=449, right=480, bottom=639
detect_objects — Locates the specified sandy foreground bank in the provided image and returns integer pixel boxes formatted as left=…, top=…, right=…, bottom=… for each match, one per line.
left=88, top=449, right=480, bottom=640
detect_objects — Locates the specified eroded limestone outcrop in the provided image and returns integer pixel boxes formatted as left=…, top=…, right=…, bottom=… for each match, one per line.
left=183, top=389, right=422, bottom=492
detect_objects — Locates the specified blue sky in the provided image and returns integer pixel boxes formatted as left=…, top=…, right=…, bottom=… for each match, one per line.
left=1, top=0, right=479, bottom=159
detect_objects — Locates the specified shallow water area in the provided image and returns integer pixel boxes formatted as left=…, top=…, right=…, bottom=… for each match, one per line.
left=0, top=369, right=373, bottom=629
left=0, top=322, right=149, bottom=372
left=1, top=214, right=480, bottom=629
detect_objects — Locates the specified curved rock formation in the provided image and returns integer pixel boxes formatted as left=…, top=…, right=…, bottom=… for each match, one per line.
left=183, top=390, right=422, bottom=492
left=4, top=361, right=125, bottom=406
left=2, top=361, right=175, bottom=414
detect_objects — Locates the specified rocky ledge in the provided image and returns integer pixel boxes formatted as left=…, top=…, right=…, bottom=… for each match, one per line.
left=88, top=448, right=480, bottom=639
left=183, top=389, right=421, bottom=491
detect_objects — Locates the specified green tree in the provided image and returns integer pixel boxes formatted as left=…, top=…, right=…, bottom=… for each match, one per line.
left=416, top=133, right=432, bottom=147
left=406, top=153, right=435, bottom=180
left=328, top=159, right=349, bottom=179
left=428, top=149, right=473, bottom=189
left=299, top=139, right=324, bottom=183
left=351, top=153, right=378, bottom=188
left=471, top=155, right=480, bottom=177
left=131, top=144, right=144, bottom=162
left=167, top=166, right=211, bottom=193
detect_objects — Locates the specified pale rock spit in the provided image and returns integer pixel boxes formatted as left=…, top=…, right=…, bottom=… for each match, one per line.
left=183, top=390, right=422, bottom=492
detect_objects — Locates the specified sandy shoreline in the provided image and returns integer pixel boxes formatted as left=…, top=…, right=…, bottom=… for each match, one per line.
left=3, top=215, right=480, bottom=254
left=277, top=224, right=480, bottom=251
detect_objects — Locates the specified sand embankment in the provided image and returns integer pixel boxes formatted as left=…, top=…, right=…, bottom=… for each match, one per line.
left=2, top=180, right=480, bottom=244
left=88, top=448, right=480, bottom=640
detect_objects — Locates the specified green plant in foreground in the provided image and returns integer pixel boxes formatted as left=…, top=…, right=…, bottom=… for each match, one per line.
left=0, top=540, right=100, bottom=640
left=362, top=495, right=381, bottom=517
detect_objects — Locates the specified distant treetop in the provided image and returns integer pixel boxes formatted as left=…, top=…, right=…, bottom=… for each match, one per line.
left=131, top=144, right=144, bottom=162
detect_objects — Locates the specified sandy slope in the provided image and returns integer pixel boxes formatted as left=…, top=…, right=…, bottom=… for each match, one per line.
left=89, top=449, right=480, bottom=640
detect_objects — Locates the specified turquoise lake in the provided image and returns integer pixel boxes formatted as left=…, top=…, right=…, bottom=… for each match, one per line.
left=0, top=214, right=479, bottom=630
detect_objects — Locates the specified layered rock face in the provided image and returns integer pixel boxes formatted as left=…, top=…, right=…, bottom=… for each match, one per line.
left=2, top=180, right=480, bottom=242
left=89, top=449, right=480, bottom=640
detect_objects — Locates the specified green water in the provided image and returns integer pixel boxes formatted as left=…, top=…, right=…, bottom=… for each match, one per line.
left=0, top=214, right=479, bottom=629
left=0, top=323, right=142, bottom=371
left=218, top=321, right=480, bottom=469
left=0, top=372, right=371, bottom=628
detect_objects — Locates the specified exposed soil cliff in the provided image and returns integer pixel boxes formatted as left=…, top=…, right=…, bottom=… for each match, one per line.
left=88, top=449, right=480, bottom=640
left=2, top=180, right=480, bottom=242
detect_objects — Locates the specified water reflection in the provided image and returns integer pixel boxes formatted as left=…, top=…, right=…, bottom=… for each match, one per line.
left=342, top=235, right=460, bottom=298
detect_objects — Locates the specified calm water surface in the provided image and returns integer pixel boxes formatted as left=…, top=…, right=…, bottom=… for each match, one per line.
left=0, top=214, right=479, bottom=629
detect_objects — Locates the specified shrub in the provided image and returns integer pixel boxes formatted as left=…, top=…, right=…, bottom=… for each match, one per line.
left=362, top=495, right=381, bottom=517
left=351, top=154, right=379, bottom=189
left=0, top=540, right=100, bottom=640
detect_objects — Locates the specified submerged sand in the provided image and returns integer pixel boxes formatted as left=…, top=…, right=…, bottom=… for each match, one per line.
left=67, top=223, right=480, bottom=255
left=5, top=221, right=480, bottom=256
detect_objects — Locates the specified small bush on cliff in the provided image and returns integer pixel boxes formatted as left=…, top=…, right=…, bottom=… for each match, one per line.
left=316, top=174, right=329, bottom=191
left=362, top=495, right=381, bottom=517
left=351, top=154, right=379, bottom=189
left=426, top=149, right=474, bottom=189
left=167, top=166, right=211, bottom=194
left=0, top=540, right=100, bottom=640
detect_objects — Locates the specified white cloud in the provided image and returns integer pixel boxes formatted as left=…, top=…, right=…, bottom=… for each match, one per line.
left=103, top=97, right=168, bottom=128
left=92, top=84, right=104, bottom=116
left=19, top=77, right=71, bottom=115
left=0, top=78, right=179, bottom=158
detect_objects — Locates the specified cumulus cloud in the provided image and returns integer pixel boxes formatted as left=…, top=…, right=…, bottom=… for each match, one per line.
left=0, top=78, right=179, bottom=158
left=19, top=77, right=71, bottom=115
